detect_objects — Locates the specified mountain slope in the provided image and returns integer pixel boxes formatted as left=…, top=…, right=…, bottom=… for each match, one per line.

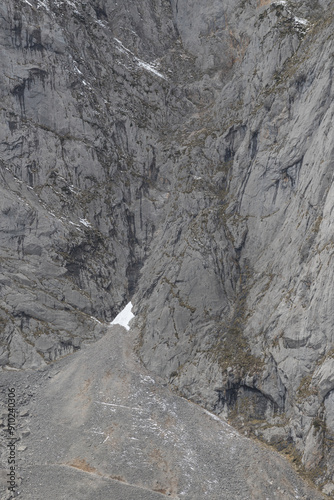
left=0, top=0, right=334, bottom=494
left=0, top=325, right=325, bottom=499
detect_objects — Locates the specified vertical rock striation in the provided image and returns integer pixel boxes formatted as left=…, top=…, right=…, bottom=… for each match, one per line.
left=0, top=0, right=334, bottom=493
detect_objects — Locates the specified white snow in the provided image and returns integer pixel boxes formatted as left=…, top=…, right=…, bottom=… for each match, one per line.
left=272, top=2, right=310, bottom=30
left=23, top=0, right=34, bottom=6
left=37, top=0, right=49, bottom=10
left=114, top=38, right=166, bottom=80
left=90, top=316, right=102, bottom=325
left=137, top=60, right=166, bottom=80
left=95, top=401, right=140, bottom=410
left=63, top=0, right=77, bottom=7
left=203, top=409, right=238, bottom=437
left=73, top=64, right=83, bottom=76
left=204, top=409, right=225, bottom=423
left=294, top=16, right=308, bottom=26
left=114, top=38, right=131, bottom=55
left=140, top=374, right=155, bottom=384
left=110, top=301, right=134, bottom=330
left=79, top=218, right=92, bottom=227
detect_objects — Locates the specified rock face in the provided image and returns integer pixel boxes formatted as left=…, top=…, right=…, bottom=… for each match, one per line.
left=0, top=325, right=326, bottom=499
left=0, top=0, right=334, bottom=494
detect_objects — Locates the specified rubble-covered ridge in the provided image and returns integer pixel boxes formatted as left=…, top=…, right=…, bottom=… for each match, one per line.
left=0, top=0, right=334, bottom=495
left=0, top=326, right=326, bottom=499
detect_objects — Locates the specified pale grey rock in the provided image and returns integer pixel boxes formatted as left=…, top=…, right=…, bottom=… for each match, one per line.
left=8, top=331, right=46, bottom=370
left=302, top=424, right=324, bottom=471
left=0, top=0, right=333, bottom=493
left=312, top=359, right=334, bottom=401
left=0, top=326, right=325, bottom=499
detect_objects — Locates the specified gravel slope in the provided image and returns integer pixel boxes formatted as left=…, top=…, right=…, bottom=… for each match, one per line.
left=0, top=325, right=325, bottom=499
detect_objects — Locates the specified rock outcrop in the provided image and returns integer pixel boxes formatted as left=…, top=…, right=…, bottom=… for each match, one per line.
left=0, top=0, right=334, bottom=494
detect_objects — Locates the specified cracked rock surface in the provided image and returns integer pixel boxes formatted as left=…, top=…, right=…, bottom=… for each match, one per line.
left=0, top=0, right=334, bottom=495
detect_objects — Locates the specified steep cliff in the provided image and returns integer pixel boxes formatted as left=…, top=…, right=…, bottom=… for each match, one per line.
left=0, top=0, right=334, bottom=495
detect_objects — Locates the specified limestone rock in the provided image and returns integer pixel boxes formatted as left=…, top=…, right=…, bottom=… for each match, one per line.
left=0, top=0, right=333, bottom=493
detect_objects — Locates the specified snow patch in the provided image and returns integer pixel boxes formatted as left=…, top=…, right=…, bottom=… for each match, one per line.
left=203, top=409, right=225, bottom=423
left=79, top=218, right=92, bottom=227
left=272, top=2, right=310, bottom=31
left=110, top=302, right=134, bottom=331
left=294, top=16, right=309, bottom=26
left=114, top=38, right=131, bottom=55
left=95, top=400, right=140, bottom=410
left=90, top=316, right=102, bottom=325
left=73, top=64, right=83, bottom=76
left=23, top=0, right=34, bottom=7
left=61, top=0, right=78, bottom=7
left=203, top=409, right=238, bottom=436
left=114, top=38, right=166, bottom=80
left=37, top=0, right=49, bottom=10
left=69, top=221, right=80, bottom=227
left=137, top=60, right=166, bottom=80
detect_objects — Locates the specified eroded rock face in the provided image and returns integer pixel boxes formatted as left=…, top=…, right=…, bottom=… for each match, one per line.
left=0, top=0, right=181, bottom=366
left=0, top=0, right=334, bottom=493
